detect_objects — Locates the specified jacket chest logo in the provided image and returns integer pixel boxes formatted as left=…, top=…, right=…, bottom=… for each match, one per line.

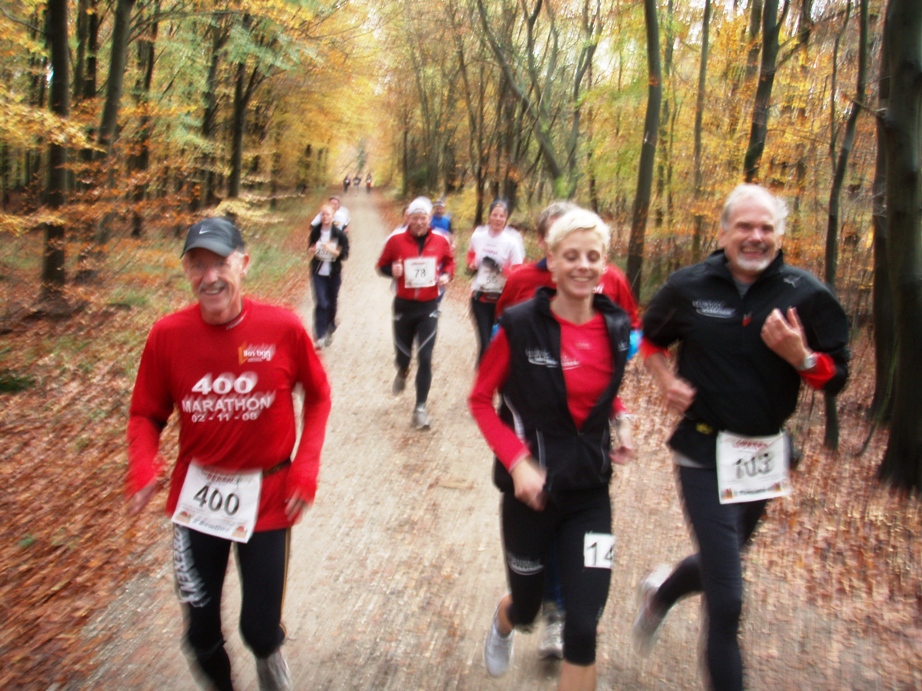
left=692, top=300, right=736, bottom=319
left=526, top=348, right=559, bottom=368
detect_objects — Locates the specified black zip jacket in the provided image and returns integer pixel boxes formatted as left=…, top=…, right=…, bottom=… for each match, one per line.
left=643, top=249, right=850, bottom=467
left=493, top=288, right=631, bottom=497
left=308, top=222, right=350, bottom=277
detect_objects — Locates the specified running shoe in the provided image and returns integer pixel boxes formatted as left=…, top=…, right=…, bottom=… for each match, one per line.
left=256, top=649, right=292, bottom=691
left=483, top=605, right=514, bottom=677
left=537, top=615, right=564, bottom=659
left=411, top=404, right=430, bottom=430
left=632, top=564, right=672, bottom=656
left=323, top=331, right=334, bottom=348
left=392, top=370, right=408, bottom=395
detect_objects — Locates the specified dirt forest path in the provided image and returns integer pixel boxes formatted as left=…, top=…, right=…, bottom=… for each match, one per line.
left=84, top=193, right=890, bottom=690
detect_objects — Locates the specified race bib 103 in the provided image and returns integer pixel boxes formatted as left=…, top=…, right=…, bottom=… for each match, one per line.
left=716, top=431, right=791, bottom=504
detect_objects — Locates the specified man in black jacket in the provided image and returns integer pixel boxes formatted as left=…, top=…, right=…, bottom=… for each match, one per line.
left=633, top=184, right=849, bottom=691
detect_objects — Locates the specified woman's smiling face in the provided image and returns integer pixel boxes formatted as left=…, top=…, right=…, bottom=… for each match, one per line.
left=547, top=228, right=606, bottom=301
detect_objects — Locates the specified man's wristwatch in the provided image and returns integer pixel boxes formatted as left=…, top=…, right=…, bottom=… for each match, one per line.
left=796, top=352, right=817, bottom=372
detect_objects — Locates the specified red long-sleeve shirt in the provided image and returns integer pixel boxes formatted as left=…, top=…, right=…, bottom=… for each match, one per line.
left=127, top=298, right=331, bottom=531
left=376, top=230, right=455, bottom=301
left=469, top=313, right=623, bottom=472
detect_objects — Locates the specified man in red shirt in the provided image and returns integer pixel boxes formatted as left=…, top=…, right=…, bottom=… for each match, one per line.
left=127, top=217, right=331, bottom=691
left=376, top=197, right=455, bottom=429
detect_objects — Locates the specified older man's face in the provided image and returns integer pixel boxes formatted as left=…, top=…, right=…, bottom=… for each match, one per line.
left=183, top=248, right=249, bottom=325
left=407, top=212, right=430, bottom=237
left=719, top=197, right=779, bottom=283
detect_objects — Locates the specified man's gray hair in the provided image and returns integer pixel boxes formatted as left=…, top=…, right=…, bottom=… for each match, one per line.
left=720, top=184, right=789, bottom=236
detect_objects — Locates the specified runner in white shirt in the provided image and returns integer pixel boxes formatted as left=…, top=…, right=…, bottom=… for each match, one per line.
left=466, top=199, right=525, bottom=362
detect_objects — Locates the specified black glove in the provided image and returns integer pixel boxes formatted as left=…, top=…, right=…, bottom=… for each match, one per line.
left=480, top=255, right=499, bottom=271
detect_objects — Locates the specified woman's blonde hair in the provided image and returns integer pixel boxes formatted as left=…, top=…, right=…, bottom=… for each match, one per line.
left=546, top=208, right=610, bottom=252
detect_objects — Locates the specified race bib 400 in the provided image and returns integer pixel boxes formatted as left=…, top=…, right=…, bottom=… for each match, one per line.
left=172, top=464, right=262, bottom=542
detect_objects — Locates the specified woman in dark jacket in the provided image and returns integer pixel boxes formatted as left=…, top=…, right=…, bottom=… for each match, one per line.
left=469, top=208, right=634, bottom=691
left=308, top=204, right=350, bottom=348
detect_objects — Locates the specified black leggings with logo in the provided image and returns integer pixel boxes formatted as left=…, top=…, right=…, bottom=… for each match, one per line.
left=393, top=297, right=439, bottom=405
left=500, top=486, right=613, bottom=666
left=173, top=525, right=289, bottom=691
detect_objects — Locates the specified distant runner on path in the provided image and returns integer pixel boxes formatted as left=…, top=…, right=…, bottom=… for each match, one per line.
left=126, top=217, right=332, bottom=691
left=307, top=204, right=350, bottom=349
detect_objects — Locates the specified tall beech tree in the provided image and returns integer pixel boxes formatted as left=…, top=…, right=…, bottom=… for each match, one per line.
left=870, top=20, right=895, bottom=422
left=692, top=0, right=712, bottom=258
left=474, top=0, right=603, bottom=199
left=626, top=0, right=661, bottom=294
left=128, top=0, right=161, bottom=237
left=743, top=0, right=781, bottom=181
left=877, top=0, right=922, bottom=492
left=823, top=0, right=869, bottom=450
left=39, top=0, right=70, bottom=312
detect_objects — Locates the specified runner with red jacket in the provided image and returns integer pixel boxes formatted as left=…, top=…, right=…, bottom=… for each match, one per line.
left=376, top=196, right=455, bottom=430
left=127, top=217, right=331, bottom=691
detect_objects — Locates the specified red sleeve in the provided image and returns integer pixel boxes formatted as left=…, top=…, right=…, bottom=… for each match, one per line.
left=465, top=245, right=476, bottom=271
left=441, top=236, right=456, bottom=278
left=602, top=268, right=641, bottom=329
left=494, top=288, right=513, bottom=318
left=640, top=336, right=669, bottom=361
left=495, top=270, right=528, bottom=318
left=126, top=327, right=172, bottom=496
left=799, top=352, right=835, bottom=390
left=286, top=328, right=332, bottom=503
left=467, top=329, right=531, bottom=471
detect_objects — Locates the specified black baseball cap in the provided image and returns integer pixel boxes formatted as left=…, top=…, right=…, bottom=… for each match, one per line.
left=182, top=218, right=245, bottom=257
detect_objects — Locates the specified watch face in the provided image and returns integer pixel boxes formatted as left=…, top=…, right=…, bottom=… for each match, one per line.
left=800, top=354, right=816, bottom=371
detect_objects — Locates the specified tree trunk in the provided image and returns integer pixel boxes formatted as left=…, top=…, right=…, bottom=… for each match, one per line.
left=228, top=60, right=247, bottom=199
left=871, top=27, right=895, bottom=422
left=77, top=0, right=136, bottom=283
left=877, top=0, right=922, bottom=492
left=823, top=0, right=868, bottom=451
left=129, top=2, right=159, bottom=237
left=73, top=0, right=99, bottom=196
left=692, top=0, right=712, bottom=258
left=39, top=0, right=70, bottom=313
left=96, top=0, right=136, bottom=160
left=626, top=0, right=661, bottom=296
left=655, top=0, right=674, bottom=232
left=743, top=0, right=779, bottom=182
